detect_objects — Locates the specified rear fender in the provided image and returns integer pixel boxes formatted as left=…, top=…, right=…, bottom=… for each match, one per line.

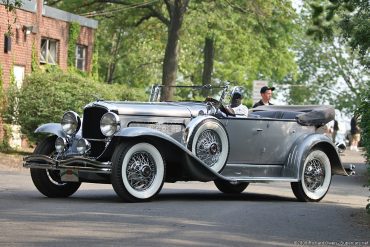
left=283, top=133, right=347, bottom=179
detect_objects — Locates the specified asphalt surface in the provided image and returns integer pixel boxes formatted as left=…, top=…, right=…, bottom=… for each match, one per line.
left=0, top=149, right=369, bottom=247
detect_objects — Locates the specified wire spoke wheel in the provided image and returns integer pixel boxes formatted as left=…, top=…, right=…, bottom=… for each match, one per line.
left=188, top=119, right=229, bottom=173
left=126, top=151, right=157, bottom=191
left=111, top=142, right=165, bottom=202
left=303, top=158, right=325, bottom=192
left=291, top=149, right=332, bottom=202
left=196, top=129, right=222, bottom=167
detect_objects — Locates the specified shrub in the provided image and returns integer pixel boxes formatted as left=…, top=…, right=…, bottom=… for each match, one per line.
left=0, top=64, right=5, bottom=113
left=358, top=90, right=370, bottom=163
left=0, top=124, right=12, bottom=151
left=358, top=86, right=370, bottom=214
left=10, top=70, right=146, bottom=142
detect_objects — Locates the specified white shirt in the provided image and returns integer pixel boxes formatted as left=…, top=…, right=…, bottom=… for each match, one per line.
left=232, top=104, right=249, bottom=117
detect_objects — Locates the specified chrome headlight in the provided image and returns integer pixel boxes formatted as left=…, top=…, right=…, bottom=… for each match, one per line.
left=61, top=111, right=81, bottom=135
left=76, top=138, right=91, bottom=155
left=55, top=137, right=67, bottom=153
left=100, top=112, right=121, bottom=137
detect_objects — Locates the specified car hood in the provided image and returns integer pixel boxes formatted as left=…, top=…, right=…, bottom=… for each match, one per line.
left=86, top=101, right=208, bottom=118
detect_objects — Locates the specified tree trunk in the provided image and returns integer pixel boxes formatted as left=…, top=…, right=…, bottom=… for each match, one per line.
left=202, top=36, right=214, bottom=96
left=106, top=30, right=123, bottom=84
left=161, top=0, right=189, bottom=101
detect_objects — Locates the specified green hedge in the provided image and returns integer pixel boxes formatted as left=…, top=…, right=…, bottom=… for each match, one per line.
left=358, top=90, right=370, bottom=163
left=9, top=70, right=146, bottom=142
left=358, top=86, right=370, bottom=214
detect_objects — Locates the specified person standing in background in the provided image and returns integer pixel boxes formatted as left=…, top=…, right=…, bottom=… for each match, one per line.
left=252, top=86, right=275, bottom=108
left=350, top=114, right=361, bottom=151
left=332, top=120, right=339, bottom=143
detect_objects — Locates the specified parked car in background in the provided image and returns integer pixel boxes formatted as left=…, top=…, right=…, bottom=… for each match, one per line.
left=23, top=84, right=352, bottom=202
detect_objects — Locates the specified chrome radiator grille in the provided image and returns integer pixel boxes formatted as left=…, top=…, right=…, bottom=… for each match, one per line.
left=82, top=106, right=108, bottom=139
left=82, top=106, right=108, bottom=158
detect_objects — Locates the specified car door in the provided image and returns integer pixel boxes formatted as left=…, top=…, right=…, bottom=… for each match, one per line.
left=260, top=120, right=314, bottom=164
left=221, top=118, right=270, bottom=164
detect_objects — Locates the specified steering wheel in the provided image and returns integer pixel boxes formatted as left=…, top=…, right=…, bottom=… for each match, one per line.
left=204, top=97, right=235, bottom=116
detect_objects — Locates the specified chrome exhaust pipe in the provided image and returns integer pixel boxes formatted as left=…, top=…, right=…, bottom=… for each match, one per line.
left=344, top=164, right=355, bottom=176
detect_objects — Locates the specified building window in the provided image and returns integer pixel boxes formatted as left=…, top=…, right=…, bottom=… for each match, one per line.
left=75, top=45, right=86, bottom=71
left=40, top=38, right=58, bottom=65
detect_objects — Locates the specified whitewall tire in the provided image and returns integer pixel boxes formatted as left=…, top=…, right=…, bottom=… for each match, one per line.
left=111, top=142, right=165, bottom=202
left=188, top=119, right=229, bottom=173
left=291, top=149, right=332, bottom=202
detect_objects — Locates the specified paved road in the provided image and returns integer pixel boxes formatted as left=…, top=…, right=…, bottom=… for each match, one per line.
left=0, top=150, right=369, bottom=247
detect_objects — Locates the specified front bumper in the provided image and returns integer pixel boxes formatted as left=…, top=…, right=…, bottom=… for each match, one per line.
left=23, top=155, right=112, bottom=174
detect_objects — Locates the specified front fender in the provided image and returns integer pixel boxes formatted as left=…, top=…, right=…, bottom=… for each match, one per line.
left=112, top=127, right=223, bottom=182
left=283, top=133, right=347, bottom=179
left=35, top=123, right=66, bottom=138
left=114, top=126, right=182, bottom=144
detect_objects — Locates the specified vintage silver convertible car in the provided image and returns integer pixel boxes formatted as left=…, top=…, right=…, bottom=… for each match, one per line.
left=24, top=85, right=351, bottom=202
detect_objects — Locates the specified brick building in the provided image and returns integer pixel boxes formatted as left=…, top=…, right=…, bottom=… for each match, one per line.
left=0, top=0, right=98, bottom=146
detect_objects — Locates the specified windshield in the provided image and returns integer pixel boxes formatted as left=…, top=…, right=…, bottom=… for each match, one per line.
left=149, top=84, right=230, bottom=102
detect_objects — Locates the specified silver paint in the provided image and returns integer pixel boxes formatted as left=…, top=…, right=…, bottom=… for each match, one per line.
left=25, top=99, right=347, bottom=184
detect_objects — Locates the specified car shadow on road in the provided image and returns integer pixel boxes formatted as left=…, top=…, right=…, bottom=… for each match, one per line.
left=156, top=189, right=297, bottom=202
left=19, top=188, right=297, bottom=204
left=49, top=188, right=297, bottom=203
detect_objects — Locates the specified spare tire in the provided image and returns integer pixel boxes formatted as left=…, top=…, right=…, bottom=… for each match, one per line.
left=187, top=119, right=229, bottom=173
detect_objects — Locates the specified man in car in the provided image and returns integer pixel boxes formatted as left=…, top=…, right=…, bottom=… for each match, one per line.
left=229, top=87, right=248, bottom=116
left=253, top=86, right=275, bottom=108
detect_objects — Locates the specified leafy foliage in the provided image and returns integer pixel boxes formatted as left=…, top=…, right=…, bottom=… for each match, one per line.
left=97, top=15, right=166, bottom=86
left=68, top=22, right=81, bottom=67
left=181, top=1, right=297, bottom=90
left=7, top=70, right=146, bottom=142
left=279, top=6, right=369, bottom=115
left=0, top=64, right=5, bottom=114
left=0, top=123, right=12, bottom=152
left=358, top=88, right=370, bottom=162
left=308, top=0, right=370, bottom=67
left=31, top=42, right=39, bottom=72
left=2, top=65, right=19, bottom=126
left=284, top=38, right=368, bottom=113
left=0, top=66, right=11, bottom=151
left=358, top=87, right=370, bottom=214
left=1, top=0, right=22, bottom=35
left=48, top=0, right=298, bottom=99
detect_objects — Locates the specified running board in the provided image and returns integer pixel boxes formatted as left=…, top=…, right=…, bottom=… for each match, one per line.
left=220, top=163, right=299, bottom=182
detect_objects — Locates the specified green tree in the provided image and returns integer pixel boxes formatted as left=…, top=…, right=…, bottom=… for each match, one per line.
left=48, top=0, right=190, bottom=101
left=297, top=2, right=370, bottom=214
left=308, top=0, right=370, bottom=67
left=283, top=37, right=369, bottom=113
left=280, top=5, right=369, bottom=115
left=95, top=14, right=166, bottom=88
left=357, top=86, right=370, bottom=214
left=181, top=1, right=297, bottom=88
left=48, top=0, right=298, bottom=102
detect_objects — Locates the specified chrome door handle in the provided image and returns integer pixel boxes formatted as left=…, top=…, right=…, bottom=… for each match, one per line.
left=256, top=128, right=263, bottom=132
